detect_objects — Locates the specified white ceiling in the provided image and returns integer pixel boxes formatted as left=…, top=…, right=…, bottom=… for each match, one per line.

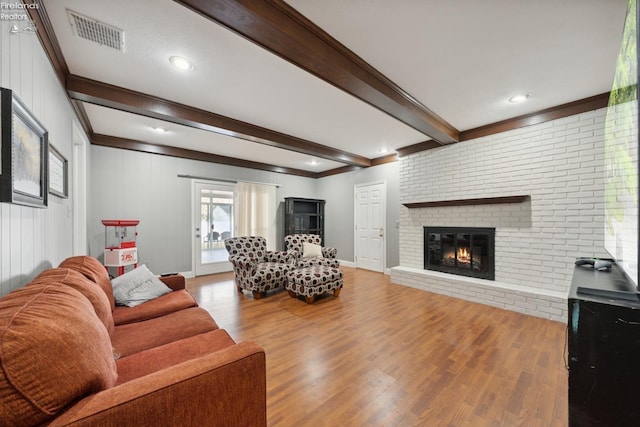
left=42, top=0, right=628, bottom=173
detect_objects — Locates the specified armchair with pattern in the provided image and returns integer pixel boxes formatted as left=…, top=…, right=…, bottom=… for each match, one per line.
left=284, top=234, right=339, bottom=269
left=224, top=236, right=295, bottom=299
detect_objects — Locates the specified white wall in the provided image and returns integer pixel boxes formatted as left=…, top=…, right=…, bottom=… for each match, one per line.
left=392, top=108, right=609, bottom=321
left=89, top=146, right=404, bottom=274
left=318, top=161, right=401, bottom=268
left=88, top=145, right=318, bottom=274
left=0, top=6, right=86, bottom=296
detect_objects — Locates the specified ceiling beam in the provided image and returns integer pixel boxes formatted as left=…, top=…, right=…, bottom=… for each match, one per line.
left=173, top=0, right=460, bottom=144
left=67, top=75, right=370, bottom=168
left=28, top=1, right=370, bottom=168
left=317, top=165, right=362, bottom=178
left=371, top=153, right=399, bottom=166
left=91, top=134, right=319, bottom=178
left=396, top=140, right=442, bottom=157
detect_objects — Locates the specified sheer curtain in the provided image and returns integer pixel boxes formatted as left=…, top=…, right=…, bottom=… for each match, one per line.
left=234, top=181, right=277, bottom=250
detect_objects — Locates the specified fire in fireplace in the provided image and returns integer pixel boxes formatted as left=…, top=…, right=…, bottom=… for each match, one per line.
left=424, top=226, right=495, bottom=280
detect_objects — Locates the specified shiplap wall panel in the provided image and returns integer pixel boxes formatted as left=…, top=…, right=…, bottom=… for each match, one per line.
left=0, top=1, right=87, bottom=296
left=0, top=23, right=8, bottom=295
left=89, top=145, right=319, bottom=274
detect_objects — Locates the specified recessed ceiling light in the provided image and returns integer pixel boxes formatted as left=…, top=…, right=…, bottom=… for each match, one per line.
left=152, top=126, right=168, bottom=133
left=379, top=148, right=388, bottom=154
left=169, top=56, right=194, bottom=71
left=508, top=94, right=530, bottom=103
left=308, top=160, right=319, bottom=166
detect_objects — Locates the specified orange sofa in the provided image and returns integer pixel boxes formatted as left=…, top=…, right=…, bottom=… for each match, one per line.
left=0, top=256, right=266, bottom=426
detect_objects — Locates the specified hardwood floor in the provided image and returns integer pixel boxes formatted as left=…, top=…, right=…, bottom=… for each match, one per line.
left=187, top=267, right=568, bottom=426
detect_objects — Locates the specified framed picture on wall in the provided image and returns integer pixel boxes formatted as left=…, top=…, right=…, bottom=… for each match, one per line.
left=0, top=87, right=49, bottom=208
left=48, top=144, right=68, bottom=198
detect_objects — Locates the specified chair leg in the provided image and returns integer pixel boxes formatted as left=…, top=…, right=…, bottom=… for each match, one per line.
left=287, top=290, right=297, bottom=298
left=305, top=296, right=315, bottom=304
left=237, top=286, right=242, bottom=293
left=252, top=291, right=264, bottom=300
left=334, top=288, right=341, bottom=297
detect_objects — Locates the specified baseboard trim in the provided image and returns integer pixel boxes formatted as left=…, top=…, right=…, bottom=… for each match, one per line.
left=338, top=260, right=355, bottom=268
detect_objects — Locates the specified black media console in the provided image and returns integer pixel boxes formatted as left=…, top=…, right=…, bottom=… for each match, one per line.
left=568, top=262, right=640, bottom=426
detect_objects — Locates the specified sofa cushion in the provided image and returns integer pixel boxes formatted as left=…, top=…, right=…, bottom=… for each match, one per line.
left=0, top=283, right=117, bottom=426
left=115, top=329, right=236, bottom=385
left=113, top=289, right=198, bottom=325
left=112, top=307, right=219, bottom=357
left=302, top=242, right=323, bottom=258
left=285, top=233, right=322, bottom=253
left=60, top=255, right=116, bottom=312
left=111, top=265, right=172, bottom=307
left=28, top=267, right=115, bottom=337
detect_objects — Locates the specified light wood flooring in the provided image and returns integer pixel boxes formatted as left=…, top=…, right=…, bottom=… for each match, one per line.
left=187, top=267, right=567, bottom=426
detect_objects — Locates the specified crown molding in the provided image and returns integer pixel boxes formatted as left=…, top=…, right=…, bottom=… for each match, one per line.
left=396, top=93, right=611, bottom=157
left=459, top=92, right=610, bottom=141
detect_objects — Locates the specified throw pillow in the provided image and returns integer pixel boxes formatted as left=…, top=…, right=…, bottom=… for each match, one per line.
left=302, top=242, right=323, bottom=258
left=111, top=265, right=171, bottom=307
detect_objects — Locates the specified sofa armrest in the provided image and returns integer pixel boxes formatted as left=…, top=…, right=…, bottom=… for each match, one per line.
left=48, top=341, right=266, bottom=427
left=229, top=255, right=258, bottom=270
left=159, top=274, right=185, bottom=291
left=286, top=249, right=301, bottom=260
left=265, top=250, right=295, bottom=264
left=322, top=247, right=337, bottom=259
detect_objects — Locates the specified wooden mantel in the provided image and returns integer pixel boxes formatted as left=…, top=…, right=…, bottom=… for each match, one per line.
left=402, top=195, right=530, bottom=209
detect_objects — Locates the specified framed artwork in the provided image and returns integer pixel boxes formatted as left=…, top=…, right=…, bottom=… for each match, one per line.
left=48, top=144, right=68, bottom=198
left=0, top=88, right=48, bottom=208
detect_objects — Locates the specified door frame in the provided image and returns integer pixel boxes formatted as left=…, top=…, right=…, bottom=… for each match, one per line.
left=191, top=179, right=234, bottom=276
left=354, top=180, right=386, bottom=272
left=72, top=120, right=88, bottom=255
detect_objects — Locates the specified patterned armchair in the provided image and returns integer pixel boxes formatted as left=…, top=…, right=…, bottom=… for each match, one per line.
left=284, top=234, right=339, bottom=269
left=224, top=236, right=295, bottom=299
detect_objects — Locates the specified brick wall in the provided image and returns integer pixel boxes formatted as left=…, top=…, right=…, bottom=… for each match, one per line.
left=391, top=108, right=609, bottom=322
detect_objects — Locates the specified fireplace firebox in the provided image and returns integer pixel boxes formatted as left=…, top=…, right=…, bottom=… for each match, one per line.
left=424, top=227, right=495, bottom=280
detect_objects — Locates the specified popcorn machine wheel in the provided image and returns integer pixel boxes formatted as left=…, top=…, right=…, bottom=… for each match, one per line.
left=102, top=219, right=139, bottom=277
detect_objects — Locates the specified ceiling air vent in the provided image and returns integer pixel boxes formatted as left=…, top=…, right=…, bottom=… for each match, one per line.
left=67, top=10, right=124, bottom=52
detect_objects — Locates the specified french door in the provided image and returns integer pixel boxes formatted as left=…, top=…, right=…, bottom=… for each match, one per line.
left=193, top=181, right=234, bottom=276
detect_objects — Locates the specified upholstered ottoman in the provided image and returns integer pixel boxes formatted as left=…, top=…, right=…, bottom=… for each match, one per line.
left=285, top=266, right=343, bottom=304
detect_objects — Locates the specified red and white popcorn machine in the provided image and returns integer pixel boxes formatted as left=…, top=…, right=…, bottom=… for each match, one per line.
left=102, top=219, right=139, bottom=276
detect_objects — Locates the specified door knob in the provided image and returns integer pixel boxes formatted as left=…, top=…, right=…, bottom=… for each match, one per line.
left=379, top=227, right=384, bottom=237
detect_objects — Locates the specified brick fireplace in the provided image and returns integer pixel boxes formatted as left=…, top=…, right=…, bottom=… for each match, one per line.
left=390, top=109, right=610, bottom=322
left=424, top=226, right=495, bottom=280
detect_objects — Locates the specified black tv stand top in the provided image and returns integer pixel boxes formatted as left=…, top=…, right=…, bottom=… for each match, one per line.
left=570, top=260, right=640, bottom=307
left=576, top=286, right=640, bottom=302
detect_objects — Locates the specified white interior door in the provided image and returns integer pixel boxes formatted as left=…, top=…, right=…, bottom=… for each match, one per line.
left=355, top=182, right=385, bottom=272
left=193, top=181, right=234, bottom=276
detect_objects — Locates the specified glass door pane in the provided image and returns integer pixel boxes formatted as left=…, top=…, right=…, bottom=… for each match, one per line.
left=194, top=182, right=234, bottom=276
left=441, top=233, right=455, bottom=267
left=456, top=233, right=472, bottom=270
